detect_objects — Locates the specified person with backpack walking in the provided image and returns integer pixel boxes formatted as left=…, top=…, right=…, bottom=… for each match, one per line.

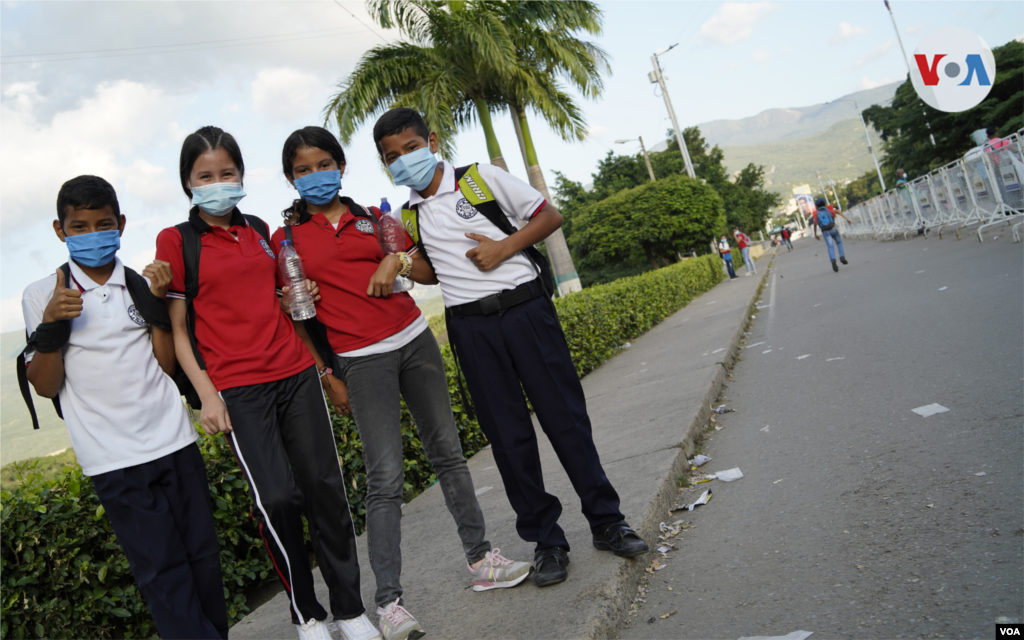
left=272, top=126, right=531, bottom=640
left=20, top=175, right=228, bottom=639
left=780, top=227, right=793, bottom=251
left=155, top=126, right=378, bottom=640
left=732, top=228, right=756, bottom=276
left=811, top=197, right=852, bottom=272
left=373, top=108, right=649, bottom=589
left=718, top=235, right=738, bottom=280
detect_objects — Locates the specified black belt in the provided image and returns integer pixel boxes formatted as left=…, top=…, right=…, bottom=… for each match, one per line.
left=449, top=278, right=543, bottom=317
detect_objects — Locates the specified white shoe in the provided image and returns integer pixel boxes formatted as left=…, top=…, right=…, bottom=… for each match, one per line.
left=467, top=547, right=532, bottom=591
left=336, top=614, right=383, bottom=640
left=297, top=619, right=334, bottom=640
left=376, top=599, right=426, bottom=640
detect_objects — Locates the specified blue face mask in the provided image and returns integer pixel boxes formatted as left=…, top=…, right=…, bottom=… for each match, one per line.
left=294, top=170, right=341, bottom=206
left=66, top=229, right=120, bottom=268
left=388, top=147, right=438, bottom=191
left=191, top=182, right=246, bottom=216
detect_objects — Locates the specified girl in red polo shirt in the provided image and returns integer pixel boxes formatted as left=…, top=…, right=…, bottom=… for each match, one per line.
left=155, top=126, right=378, bottom=640
left=274, top=126, right=530, bottom=640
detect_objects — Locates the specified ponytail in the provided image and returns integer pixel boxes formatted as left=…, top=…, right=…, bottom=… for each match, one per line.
left=282, top=198, right=308, bottom=226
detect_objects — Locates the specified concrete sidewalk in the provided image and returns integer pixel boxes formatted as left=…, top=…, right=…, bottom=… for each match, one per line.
left=232, top=255, right=773, bottom=640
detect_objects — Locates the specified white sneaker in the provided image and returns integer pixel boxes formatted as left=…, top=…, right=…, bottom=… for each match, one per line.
left=297, top=618, right=334, bottom=640
left=336, top=614, right=383, bottom=640
left=467, top=547, right=532, bottom=591
left=376, top=599, right=426, bottom=640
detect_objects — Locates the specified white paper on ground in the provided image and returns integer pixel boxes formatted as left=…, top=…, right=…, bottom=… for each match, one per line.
left=738, top=631, right=813, bottom=640
left=475, top=486, right=492, bottom=495
left=912, top=403, right=950, bottom=417
left=715, top=468, right=744, bottom=482
left=692, top=454, right=712, bottom=467
left=796, top=354, right=811, bottom=360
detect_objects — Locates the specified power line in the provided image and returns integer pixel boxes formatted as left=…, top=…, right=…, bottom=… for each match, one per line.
left=333, top=0, right=389, bottom=44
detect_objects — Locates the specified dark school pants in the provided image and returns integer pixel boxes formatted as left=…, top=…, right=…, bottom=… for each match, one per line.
left=221, top=366, right=363, bottom=625
left=91, top=442, right=228, bottom=640
left=448, top=293, right=625, bottom=552
left=722, top=254, right=737, bottom=278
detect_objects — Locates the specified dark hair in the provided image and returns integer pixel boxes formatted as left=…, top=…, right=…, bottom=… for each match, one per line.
left=178, top=126, right=245, bottom=198
left=815, top=197, right=827, bottom=207
left=987, top=126, right=998, bottom=138
left=56, top=175, right=120, bottom=227
left=372, top=107, right=430, bottom=157
left=280, top=126, right=347, bottom=225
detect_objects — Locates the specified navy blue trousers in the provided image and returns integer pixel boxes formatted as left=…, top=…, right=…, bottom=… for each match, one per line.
left=448, top=294, right=624, bottom=552
left=91, top=442, right=227, bottom=640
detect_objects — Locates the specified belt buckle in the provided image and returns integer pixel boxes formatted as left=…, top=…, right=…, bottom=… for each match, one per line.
left=479, top=294, right=501, bottom=316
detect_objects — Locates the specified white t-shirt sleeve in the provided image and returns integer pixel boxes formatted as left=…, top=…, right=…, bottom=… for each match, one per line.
left=21, top=278, right=50, bottom=363
left=475, top=164, right=546, bottom=223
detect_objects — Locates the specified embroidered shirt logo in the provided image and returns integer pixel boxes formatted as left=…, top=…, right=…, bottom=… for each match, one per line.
left=259, top=238, right=275, bottom=259
left=355, top=219, right=375, bottom=234
left=127, top=304, right=147, bottom=327
left=455, top=198, right=479, bottom=220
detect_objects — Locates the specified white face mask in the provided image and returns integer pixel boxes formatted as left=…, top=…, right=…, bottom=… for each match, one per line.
left=190, top=182, right=246, bottom=216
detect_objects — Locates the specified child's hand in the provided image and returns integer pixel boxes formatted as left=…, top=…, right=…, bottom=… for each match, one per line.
left=42, top=268, right=83, bottom=323
left=280, top=280, right=322, bottom=313
left=367, top=255, right=401, bottom=297
left=465, top=233, right=512, bottom=271
left=199, top=395, right=232, bottom=435
left=323, top=374, right=351, bottom=415
left=142, top=260, right=173, bottom=299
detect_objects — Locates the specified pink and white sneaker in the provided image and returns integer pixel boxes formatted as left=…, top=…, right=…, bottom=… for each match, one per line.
left=376, top=599, right=424, bottom=640
left=467, top=548, right=532, bottom=592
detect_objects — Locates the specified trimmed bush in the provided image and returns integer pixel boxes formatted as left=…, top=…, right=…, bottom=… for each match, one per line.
left=1, top=254, right=724, bottom=639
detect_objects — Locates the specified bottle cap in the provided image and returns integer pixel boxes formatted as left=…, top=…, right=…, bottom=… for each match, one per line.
left=280, top=239, right=292, bottom=246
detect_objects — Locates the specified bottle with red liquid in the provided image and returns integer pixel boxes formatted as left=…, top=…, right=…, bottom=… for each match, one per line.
left=379, top=197, right=413, bottom=293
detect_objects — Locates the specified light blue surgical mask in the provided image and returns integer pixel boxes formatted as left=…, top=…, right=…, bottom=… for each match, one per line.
left=294, top=170, right=341, bottom=206
left=388, top=147, right=438, bottom=191
left=191, top=182, right=246, bottom=216
left=66, top=229, right=120, bottom=268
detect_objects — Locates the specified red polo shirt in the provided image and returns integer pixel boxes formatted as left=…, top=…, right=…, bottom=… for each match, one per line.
left=156, top=207, right=313, bottom=390
left=270, top=200, right=421, bottom=354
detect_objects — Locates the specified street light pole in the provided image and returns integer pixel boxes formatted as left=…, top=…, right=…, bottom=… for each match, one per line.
left=836, top=98, right=888, bottom=192
left=649, top=45, right=696, bottom=179
left=816, top=172, right=831, bottom=207
left=615, top=137, right=657, bottom=182
left=884, top=0, right=937, bottom=146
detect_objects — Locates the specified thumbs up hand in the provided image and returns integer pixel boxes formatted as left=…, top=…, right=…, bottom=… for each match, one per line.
left=464, top=233, right=512, bottom=271
left=42, top=268, right=83, bottom=323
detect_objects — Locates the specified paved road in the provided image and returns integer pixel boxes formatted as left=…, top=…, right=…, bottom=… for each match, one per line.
left=616, top=235, right=1023, bottom=640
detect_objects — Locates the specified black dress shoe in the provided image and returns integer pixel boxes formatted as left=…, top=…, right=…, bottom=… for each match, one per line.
left=533, top=547, right=569, bottom=587
left=832, top=259, right=839, bottom=272
left=840, top=256, right=848, bottom=265
left=593, top=521, right=649, bottom=558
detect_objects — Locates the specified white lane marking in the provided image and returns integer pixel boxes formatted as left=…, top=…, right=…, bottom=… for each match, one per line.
left=763, top=349, right=772, bottom=354
left=813, top=303, right=822, bottom=307
left=711, top=347, right=727, bottom=354
left=482, top=466, right=495, bottom=471
left=912, top=403, right=949, bottom=417
left=796, top=354, right=811, bottom=360
left=938, top=286, right=948, bottom=291
left=826, top=357, right=845, bottom=362
left=915, top=270, right=926, bottom=274
left=760, top=425, right=770, bottom=432
left=746, top=341, right=766, bottom=349
left=707, top=300, right=717, bottom=305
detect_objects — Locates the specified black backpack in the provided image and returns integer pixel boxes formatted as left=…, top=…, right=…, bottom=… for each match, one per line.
left=17, top=263, right=175, bottom=430
left=282, top=198, right=381, bottom=371
left=174, top=213, right=271, bottom=410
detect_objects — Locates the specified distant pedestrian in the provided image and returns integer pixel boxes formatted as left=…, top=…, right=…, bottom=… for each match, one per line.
left=812, top=197, right=852, bottom=272
left=733, top=228, right=756, bottom=276
left=718, top=235, right=737, bottom=280
left=781, top=227, right=793, bottom=251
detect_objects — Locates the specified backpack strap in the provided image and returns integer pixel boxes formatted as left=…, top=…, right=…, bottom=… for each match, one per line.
left=19, top=264, right=73, bottom=429
left=123, top=266, right=171, bottom=331
left=175, top=221, right=207, bottom=370
left=400, top=202, right=434, bottom=272
left=244, top=214, right=271, bottom=244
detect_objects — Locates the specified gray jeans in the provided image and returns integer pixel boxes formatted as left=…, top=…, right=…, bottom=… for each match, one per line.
left=335, top=327, right=490, bottom=608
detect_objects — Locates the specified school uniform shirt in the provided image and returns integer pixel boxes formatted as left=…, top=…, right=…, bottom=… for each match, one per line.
left=409, top=161, right=546, bottom=308
left=718, top=239, right=732, bottom=256
left=21, top=257, right=197, bottom=476
left=734, top=234, right=749, bottom=250
left=269, top=200, right=426, bottom=356
left=156, top=207, right=313, bottom=391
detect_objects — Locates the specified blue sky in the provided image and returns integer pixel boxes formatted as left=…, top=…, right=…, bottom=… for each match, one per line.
left=1, top=0, right=1020, bottom=331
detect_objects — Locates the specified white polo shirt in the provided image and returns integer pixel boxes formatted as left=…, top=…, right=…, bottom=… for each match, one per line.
left=408, top=162, right=546, bottom=307
left=22, top=257, right=197, bottom=476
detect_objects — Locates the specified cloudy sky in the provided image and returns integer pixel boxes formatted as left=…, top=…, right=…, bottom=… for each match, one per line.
left=2, top=0, right=1020, bottom=331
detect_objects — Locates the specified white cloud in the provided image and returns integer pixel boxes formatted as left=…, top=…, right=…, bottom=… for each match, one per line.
left=251, top=68, right=325, bottom=123
left=1, top=297, right=25, bottom=333
left=846, top=40, right=896, bottom=70
left=126, top=248, right=156, bottom=274
left=906, top=22, right=927, bottom=36
left=829, top=22, right=869, bottom=46
left=0, top=80, right=184, bottom=234
left=857, top=75, right=900, bottom=91
left=698, top=2, right=780, bottom=45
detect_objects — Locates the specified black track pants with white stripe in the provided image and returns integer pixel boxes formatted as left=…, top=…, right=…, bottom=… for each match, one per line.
left=221, top=366, right=364, bottom=625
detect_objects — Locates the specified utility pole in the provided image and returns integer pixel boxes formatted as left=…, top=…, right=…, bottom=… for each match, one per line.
left=816, top=172, right=831, bottom=207
left=851, top=99, right=888, bottom=192
left=615, top=137, right=656, bottom=182
left=649, top=45, right=696, bottom=179
left=884, top=0, right=937, bottom=146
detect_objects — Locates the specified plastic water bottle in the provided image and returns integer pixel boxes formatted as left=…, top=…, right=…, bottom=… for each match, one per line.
left=278, top=240, right=316, bottom=321
left=378, top=197, right=413, bottom=293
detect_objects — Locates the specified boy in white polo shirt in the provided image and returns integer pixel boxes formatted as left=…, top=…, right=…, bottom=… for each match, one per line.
left=21, top=175, right=227, bottom=639
left=373, top=108, right=649, bottom=589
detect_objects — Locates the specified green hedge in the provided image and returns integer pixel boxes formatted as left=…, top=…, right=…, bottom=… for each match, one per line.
left=1, top=254, right=724, bottom=639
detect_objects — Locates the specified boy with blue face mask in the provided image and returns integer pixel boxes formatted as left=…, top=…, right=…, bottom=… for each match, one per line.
left=21, top=175, right=228, bottom=639
left=374, top=108, right=649, bottom=590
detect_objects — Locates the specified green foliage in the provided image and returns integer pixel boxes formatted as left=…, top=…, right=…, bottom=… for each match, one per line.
left=863, top=39, right=1023, bottom=180
left=841, top=169, right=885, bottom=206
left=2, top=256, right=727, bottom=638
left=1, top=449, right=78, bottom=491
left=568, top=175, right=726, bottom=272
left=426, top=314, right=448, bottom=345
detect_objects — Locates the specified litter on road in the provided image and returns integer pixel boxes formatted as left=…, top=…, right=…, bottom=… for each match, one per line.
left=763, top=349, right=772, bottom=353
left=773, top=479, right=783, bottom=485
left=975, top=472, right=987, bottom=476
left=796, top=354, right=811, bottom=360
left=692, top=454, right=712, bottom=466
left=715, top=468, right=744, bottom=482
left=938, top=286, right=948, bottom=291
left=760, top=425, right=770, bottom=432
left=826, top=357, right=845, bottom=362
left=712, top=405, right=736, bottom=414
left=658, top=609, right=677, bottom=619
left=911, top=403, right=950, bottom=417
left=738, top=632, right=813, bottom=640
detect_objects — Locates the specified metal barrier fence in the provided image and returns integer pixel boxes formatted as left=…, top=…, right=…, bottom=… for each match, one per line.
left=845, top=131, right=1024, bottom=243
